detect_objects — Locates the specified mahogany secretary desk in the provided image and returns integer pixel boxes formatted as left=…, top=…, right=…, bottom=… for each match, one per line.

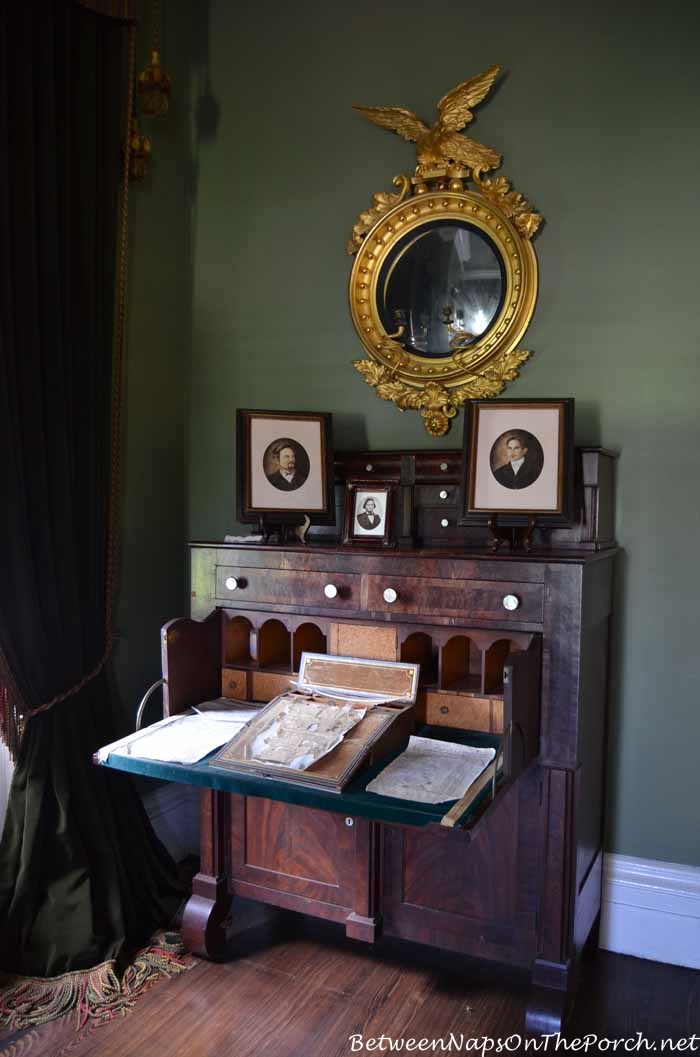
left=147, top=449, right=615, bottom=1035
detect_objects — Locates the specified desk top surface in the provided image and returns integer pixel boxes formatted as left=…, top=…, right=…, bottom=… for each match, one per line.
left=191, top=540, right=617, bottom=566
left=97, top=725, right=501, bottom=831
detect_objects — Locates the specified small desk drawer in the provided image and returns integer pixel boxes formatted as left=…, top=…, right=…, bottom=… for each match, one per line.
left=215, top=566, right=361, bottom=610
left=365, top=575, right=543, bottom=624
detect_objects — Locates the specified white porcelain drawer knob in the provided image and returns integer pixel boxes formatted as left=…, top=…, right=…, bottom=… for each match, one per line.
left=502, top=594, right=520, bottom=612
left=383, top=587, right=398, bottom=604
left=225, top=576, right=241, bottom=591
left=440, top=518, right=449, bottom=528
left=324, top=584, right=339, bottom=599
left=439, top=489, right=449, bottom=499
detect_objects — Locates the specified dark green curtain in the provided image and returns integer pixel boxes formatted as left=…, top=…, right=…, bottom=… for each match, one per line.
left=0, top=2, right=183, bottom=976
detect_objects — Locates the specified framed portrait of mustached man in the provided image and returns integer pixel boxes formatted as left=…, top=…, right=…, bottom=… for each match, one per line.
left=461, top=399, right=574, bottom=525
left=237, top=410, right=334, bottom=524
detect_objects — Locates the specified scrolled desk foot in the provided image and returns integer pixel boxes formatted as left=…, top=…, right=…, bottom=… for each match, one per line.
left=181, top=873, right=231, bottom=961
left=525, top=986, right=572, bottom=1038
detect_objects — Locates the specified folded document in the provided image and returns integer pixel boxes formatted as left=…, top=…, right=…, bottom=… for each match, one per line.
left=247, top=697, right=366, bottom=770
left=96, top=700, right=260, bottom=766
left=365, top=735, right=496, bottom=804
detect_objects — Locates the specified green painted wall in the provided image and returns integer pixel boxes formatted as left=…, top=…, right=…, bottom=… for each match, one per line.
left=170, top=0, right=700, bottom=864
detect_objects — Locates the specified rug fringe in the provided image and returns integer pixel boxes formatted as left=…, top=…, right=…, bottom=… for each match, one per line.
left=0, top=932, right=191, bottom=1032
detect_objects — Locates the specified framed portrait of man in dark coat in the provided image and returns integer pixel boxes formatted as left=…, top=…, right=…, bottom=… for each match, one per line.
left=461, top=399, right=574, bottom=524
left=490, top=430, right=544, bottom=490
left=237, top=409, right=334, bottom=524
left=343, top=479, right=397, bottom=548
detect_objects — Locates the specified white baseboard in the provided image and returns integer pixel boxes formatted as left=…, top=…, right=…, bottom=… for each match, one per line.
left=600, top=853, right=700, bottom=969
left=143, top=783, right=200, bottom=861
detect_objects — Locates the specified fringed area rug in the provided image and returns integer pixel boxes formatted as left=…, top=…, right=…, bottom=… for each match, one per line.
left=0, top=932, right=193, bottom=1034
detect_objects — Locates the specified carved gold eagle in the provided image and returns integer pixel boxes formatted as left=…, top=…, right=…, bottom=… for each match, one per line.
left=354, top=65, right=502, bottom=178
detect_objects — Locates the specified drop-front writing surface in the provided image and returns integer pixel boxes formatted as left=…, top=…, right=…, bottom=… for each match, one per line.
left=183, top=540, right=615, bottom=1033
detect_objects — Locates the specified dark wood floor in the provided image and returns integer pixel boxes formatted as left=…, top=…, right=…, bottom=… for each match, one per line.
left=1, top=913, right=698, bottom=1057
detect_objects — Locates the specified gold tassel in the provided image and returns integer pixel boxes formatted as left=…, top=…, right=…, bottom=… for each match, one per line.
left=0, top=933, right=192, bottom=1032
left=137, top=49, right=171, bottom=116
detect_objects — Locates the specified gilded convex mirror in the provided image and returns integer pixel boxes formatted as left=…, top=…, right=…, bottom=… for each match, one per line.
left=347, top=65, right=542, bottom=436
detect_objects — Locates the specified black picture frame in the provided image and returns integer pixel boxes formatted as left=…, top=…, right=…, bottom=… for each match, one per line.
left=237, top=409, right=335, bottom=525
left=460, top=399, right=575, bottom=527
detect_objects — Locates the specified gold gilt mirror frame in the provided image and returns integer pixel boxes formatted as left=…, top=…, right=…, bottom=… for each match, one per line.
left=347, top=65, right=543, bottom=436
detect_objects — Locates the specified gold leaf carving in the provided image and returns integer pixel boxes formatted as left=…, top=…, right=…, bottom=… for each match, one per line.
left=451, top=377, right=504, bottom=401
left=353, top=359, right=387, bottom=387
left=353, top=349, right=532, bottom=435
left=376, top=380, right=413, bottom=404
left=452, top=347, right=482, bottom=370
left=475, top=174, right=542, bottom=239
left=421, top=409, right=453, bottom=436
left=412, top=382, right=451, bottom=409
left=482, top=347, right=531, bottom=382
left=346, top=174, right=411, bottom=255
left=354, top=66, right=502, bottom=183
left=376, top=338, right=409, bottom=365
left=496, top=347, right=531, bottom=378
left=452, top=349, right=532, bottom=400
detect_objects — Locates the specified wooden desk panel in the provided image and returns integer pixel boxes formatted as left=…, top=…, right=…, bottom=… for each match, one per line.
left=230, top=796, right=379, bottom=940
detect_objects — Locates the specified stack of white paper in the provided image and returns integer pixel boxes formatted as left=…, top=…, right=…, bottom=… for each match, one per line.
left=96, top=704, right=260, bottom=766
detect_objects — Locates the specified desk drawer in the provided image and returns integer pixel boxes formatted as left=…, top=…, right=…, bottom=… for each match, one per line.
left=366, top=575, right=543, bottom=624
left=216, top=566, right=361, bottom=611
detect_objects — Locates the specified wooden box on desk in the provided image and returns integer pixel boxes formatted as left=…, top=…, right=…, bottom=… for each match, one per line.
left=213, top=652, right=419, bottom=793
